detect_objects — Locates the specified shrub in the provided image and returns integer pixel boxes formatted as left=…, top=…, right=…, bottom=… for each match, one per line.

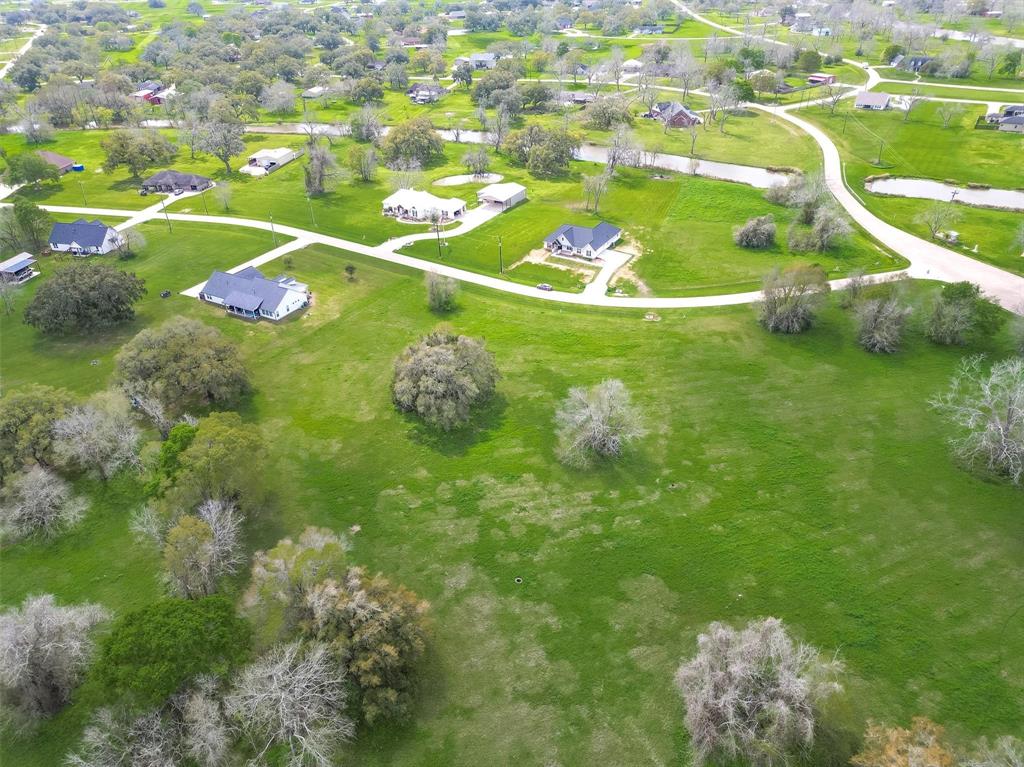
left=392, top=332, right=499, bottom=430
left=856, top=293, right=912, bottom=353
left=758, top=266, right=830, bottom=334
left=554, top=379, right=644, bottom=468
left=733, top=215, right=776, bottom=248
left=0, top=466, right=86, bottom=541
left=425, top=271, right=458, bottom=312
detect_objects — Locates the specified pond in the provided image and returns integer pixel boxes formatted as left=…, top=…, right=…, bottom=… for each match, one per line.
left=865, top=177, right=1024, bottom=211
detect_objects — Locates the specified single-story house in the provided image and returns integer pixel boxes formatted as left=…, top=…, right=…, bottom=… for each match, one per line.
left=622, top=58, right=644, bottom=72
left=242, top=147, right=300, bottom=176
left=401, top=37, right=426, bottom=48
left=446, top=9, right=466, bottom=19
left=559, top=91, right=596, bottom=105
left=555, top=16, right=573, bottom=29
left=36, top=150, right=75, bottom=174
left=149, top=84, right=176, bottom=105
left=142, top=170, right=213, bottom=193
left=650, top=101, right=702, bottom=127
left=811, top=26, right=832, bottom=36
left=0, top=253, right=38, bottom=284
left=998, top=115, right=1024, bottom=133
left=199, top=266, right=310, bottom=321
left=635, top=23, right=664, bottom=34
left=477, top=182, right=527, bottom=209
left=903, top=56, right=933, bottom=73
left=543, top=222, right=621, bottom=260
left=889, top=53, right=905, bottom=67
left=407, top=83, right=445, bottom=104
left=131, top=80, right=162, bottom=101
left=807, top=73, right=837, bottom=85
left=48, top=219, right=123, bottom=256
left=464, top=52, right=499, bottom=69
left=855, top=92, right=890, bottom=110
left=382, top=189, right=467, bottom=221
left=302, top=85, right=327, bottom=99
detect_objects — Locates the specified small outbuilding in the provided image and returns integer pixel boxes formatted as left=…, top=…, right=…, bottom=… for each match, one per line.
left=477, top=182, right=527, bottom=209
left=807, top=73, right=837, bottom=85
left=242, top=147, right=300, bottom=176
left=382, top=189, right=466, bottom=221
left=543, top=222, right=621, bottom=260
left=142, top=170, right=213, bottom=193
left=36, top=150, right=75, bottom=174
left=854, top=92, right=890, bottom=110
left=48, top=219, right=123, bottom=256
left=0, top=253, right=39, bottom=284
left=198, top=266, right=310, bottom=321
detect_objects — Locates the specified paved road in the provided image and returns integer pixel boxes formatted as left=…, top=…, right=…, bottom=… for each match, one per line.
left=0, top=24, right=46, bottom=80
left=29, top=201, right=884, bottom=309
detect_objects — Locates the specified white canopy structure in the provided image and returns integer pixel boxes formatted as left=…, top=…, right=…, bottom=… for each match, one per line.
left=382, top=189, right=467, bottom=221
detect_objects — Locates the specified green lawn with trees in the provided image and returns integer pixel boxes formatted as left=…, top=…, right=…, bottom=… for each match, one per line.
left=802, top=101, right=1024, bottom=276
left=1, top=241, right=1021, bottom=766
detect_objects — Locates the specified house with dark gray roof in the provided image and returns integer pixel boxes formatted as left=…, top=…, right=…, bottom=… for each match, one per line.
left=998, top=115, right=1024, bottom=133
left=198, top=266, right=310, bottom=321
left=142, top=169, right=213, bottom=194
left=650, top=101, right=702, bottom=127
left=543, top=222, right=621, bottom=260
left=48, top=219, right=123, bottom=255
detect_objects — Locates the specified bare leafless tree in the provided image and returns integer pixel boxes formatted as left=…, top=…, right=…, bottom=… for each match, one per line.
left=0, top=466, right=86, bottom=541
left=931, top=356, right=1024, bottom=485
left=225, top=642, right=355, bottom=767
left=856, top=292, right=913, bottom=353
left=66, top=708, right=177, bottom=767
left=963, top=736, right=1024, bottom=767
left=936, top=102, right=965, bottom=129
left=52, top=391, right=141, bottom=481
left=914, top=202, right=961, bottom=240
left=675, top=617, right=843, bottom=767
left=758, top=266, right=830, bottom=334
left=555, top=379, right=645, bottom=468
left=0, top=594, right=108, bottom=724
left=582, top=170, right=611, bottom=213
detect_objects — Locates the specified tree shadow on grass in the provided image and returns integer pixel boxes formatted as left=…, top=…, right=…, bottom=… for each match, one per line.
left=403, top=392, right=509, bottom=458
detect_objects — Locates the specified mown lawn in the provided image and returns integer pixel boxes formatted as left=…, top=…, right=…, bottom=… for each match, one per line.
left=408, top=165, right=903, bottom=295
left=874, top=81, right=1024, bottom=104
left=1, top=243, right=1022, bottom=767
left=802, top=101, right=1024, bottom=275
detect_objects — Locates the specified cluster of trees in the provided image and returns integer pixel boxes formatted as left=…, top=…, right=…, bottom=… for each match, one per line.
left=757, top=271, right=1020, bottom=486
left=765, top=173, right=852, bottom=253
left=676, top=616, right=1023, bottom=767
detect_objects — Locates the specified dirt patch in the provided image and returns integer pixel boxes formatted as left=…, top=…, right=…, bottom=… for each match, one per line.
left=608, top=241, right=651, bottom=296
left=508, top=248, right=599, bottom=283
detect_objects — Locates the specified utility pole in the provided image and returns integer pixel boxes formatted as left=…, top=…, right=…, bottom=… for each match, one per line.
left=77, top=179, right=87, bottom=205
left=161, top=196, right=172, bottom=233
left=876, top=138, right=885, bottom=166
left=307, top=196, right=317, bottom=228
left=498, top=236, right=503, bottom=273
left=200, top=188, right=209, bottom=215
left=270, top=213, right=278, bottom=246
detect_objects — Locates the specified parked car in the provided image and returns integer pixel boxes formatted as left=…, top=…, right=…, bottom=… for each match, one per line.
left=160, top=290, right=171, bottom=298
left=536, top=283, right=553, bottom=291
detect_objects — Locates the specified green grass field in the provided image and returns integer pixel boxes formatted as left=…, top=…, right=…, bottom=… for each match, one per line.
left=802, top=101, right=1024, bottom=276
left=873, top=81, right=1024, bottom=103
left=1, top=241, right=1022, bottom=766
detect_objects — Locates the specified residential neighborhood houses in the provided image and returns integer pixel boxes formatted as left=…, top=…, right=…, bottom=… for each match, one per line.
left=986, top=105, right=1024, bottom=132
left=198, top=266, right=310, bottom=321
left=0, top=252, right=39, bottom=284
left=543, top=222, right=622, bottom=260
left=382, top=189, right=467, bottom=222
left=47, top=219, right=123, bottom=256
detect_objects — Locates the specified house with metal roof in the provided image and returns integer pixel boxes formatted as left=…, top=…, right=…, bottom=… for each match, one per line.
left=543, top=222, right=621, bottom=260
left=854, top=92, right=890, bottom=110
left=0, top=253, right=39, bottom=284
left=48, top=219, right=123, bottom=256
left=198, top=266, right=310, bottom=321
left=142, top=170, right=213, bottom=194
left=382, top=189, right=467, bottom=222
left=477, top=182, right=527, bottom=209
left=241, top=147, right=301, bottom=176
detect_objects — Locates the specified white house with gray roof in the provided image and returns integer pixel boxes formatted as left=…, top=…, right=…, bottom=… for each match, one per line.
left=48, top=219, right=123, bottom=255
left=198, top=266, right=310, bottom=320
left=543, top=222, right=621, bottom=260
